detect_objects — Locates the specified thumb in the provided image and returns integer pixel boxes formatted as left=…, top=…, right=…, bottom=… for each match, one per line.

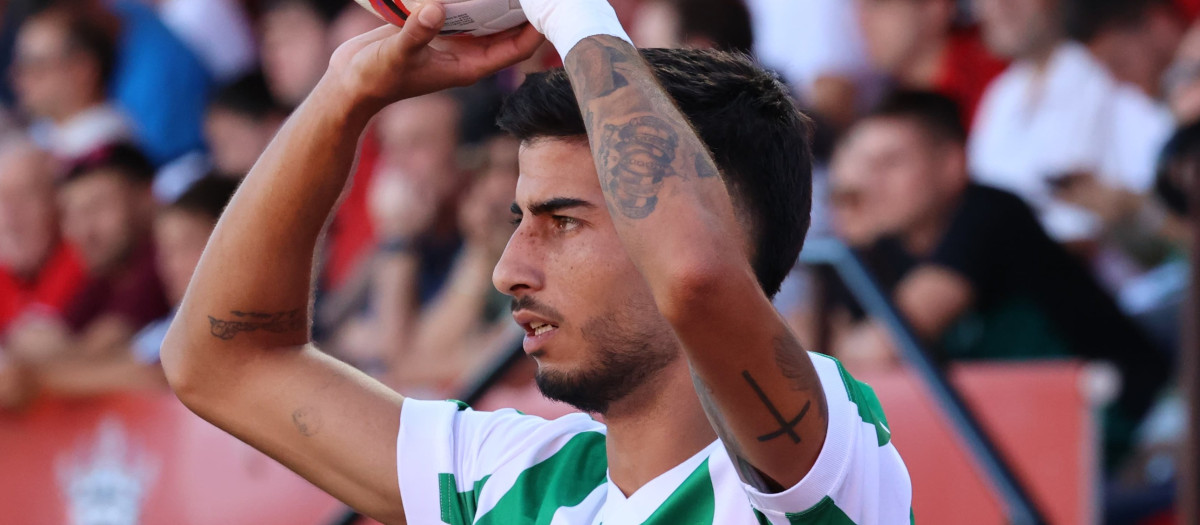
left=395, top=2, right=445, bottom=55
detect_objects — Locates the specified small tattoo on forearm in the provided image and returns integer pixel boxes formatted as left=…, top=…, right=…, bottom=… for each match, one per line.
left=743, top=371, right=809, bottom=444
left=208, top=309, right=304, bottom=340
left=292, top=407, right=322, bottom=437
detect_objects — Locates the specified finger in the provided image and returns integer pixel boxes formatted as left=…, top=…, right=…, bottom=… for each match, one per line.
left=394, top=2, right=446, bottom=56
left=480, top=24, right=546, bottom=71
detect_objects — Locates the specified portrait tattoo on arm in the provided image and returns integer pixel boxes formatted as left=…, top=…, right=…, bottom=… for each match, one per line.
left=566, top=37, right=721, bottom=221
left=208, top=309, right=305, bottom=340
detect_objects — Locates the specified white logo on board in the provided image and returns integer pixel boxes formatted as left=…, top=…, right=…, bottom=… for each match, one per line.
left=56, top=416, right=160, bottom=525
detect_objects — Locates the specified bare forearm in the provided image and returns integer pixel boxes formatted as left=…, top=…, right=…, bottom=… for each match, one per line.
left=564, top=37, right=745, bottom=300
left=165, top=80, right=372, bottom=370
left=564, top=37, right=828, bottom=487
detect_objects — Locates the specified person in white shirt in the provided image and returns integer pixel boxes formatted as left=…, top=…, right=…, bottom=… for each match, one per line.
left=969, top=0, right=1174, bottom=246
left=744, top=0, right=884, bottom=131
left=159, top=1, right=913, bottom=523
left=11, top=4, right=133, bottom=160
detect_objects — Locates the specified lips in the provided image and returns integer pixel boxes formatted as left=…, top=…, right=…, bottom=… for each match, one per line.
left=512, top=309, right=561, bottom=354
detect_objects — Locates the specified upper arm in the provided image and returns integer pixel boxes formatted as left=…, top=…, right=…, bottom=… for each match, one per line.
left=167, top=341, right=407, bottom=524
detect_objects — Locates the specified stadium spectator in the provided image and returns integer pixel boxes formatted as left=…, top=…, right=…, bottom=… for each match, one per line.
left=0, top=176, right=238, bottom=408
left=4, top=144, right=168, bottom=365
left=856, top=0, right=1007, bottom=126
left=0, top=138, right=87, bottom=338
left=134, top=176, right=239, bottom=361
left=1071, top=0, right=1186, bottom=99
left=745, top=0, right=883, bottom=132
left=11, top=2, right=132, bottom=160
left=630, top=0, right=754, bottom=54
left=322, top=92, right=466, bottom=376
left=204, top=71, right=287, bottom=178
left=387, top=134, right=521, bottom=392
left=828, top=91, right=1169, bottom=465
left=260, top=0, right=346, bottom=109
left=969, top=0, right=1174, bottom=246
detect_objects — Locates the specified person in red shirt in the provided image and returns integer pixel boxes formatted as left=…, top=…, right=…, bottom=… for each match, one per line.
left=4, top=143, right=168, bottom=364
left=855, top=0, right=1007, bottom=127
left=0, top=138, right=88, bottom=338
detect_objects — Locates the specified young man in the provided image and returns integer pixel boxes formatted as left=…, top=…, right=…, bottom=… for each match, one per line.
left=11, top=2, right=132, bottom=160
left=6, top=143, right=169, bottom=365
left=827, top=91, right=1168, bottom=465
left=161, top=3, right=911, bottom=524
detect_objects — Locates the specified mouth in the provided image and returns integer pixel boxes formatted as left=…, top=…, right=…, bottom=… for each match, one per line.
left=528, top=321, right=559, bottom=337
left=513, top=311, right=561, bottom=354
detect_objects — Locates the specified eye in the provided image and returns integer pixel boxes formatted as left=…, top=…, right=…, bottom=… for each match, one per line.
left=509, top=216, right=523, bottom=227
left=552, top=216, right=580, bottom=231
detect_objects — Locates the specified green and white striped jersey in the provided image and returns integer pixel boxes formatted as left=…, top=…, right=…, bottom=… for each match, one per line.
left=396, top=353, right=913, bottom=524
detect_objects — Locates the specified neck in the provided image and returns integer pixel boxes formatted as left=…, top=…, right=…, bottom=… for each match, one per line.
left=602, top=359, right=717, bottom=496
left=902, top=37, right=949, bottom=88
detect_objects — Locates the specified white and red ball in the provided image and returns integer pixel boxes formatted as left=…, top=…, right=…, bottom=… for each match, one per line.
left=353, top=0, right=527, bottom=37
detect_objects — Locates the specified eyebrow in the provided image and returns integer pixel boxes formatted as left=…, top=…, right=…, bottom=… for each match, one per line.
left=510, top=197, right=596, bottom=216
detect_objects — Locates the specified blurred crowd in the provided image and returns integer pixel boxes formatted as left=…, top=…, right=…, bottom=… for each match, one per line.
left=0, top=0, right=1195, bottom=520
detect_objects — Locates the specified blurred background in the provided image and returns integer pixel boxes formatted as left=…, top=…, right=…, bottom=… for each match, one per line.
left=0, top=0, right=1196, bottom=523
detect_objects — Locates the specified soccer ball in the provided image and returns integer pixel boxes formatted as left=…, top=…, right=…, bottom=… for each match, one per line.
left=353, top=0, right=527, bottom=37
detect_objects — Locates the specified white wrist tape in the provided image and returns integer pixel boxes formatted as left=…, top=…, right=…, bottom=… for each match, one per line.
left=520, top=0, right=634, bottom=59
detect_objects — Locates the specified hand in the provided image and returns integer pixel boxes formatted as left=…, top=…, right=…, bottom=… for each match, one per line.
left=5, top=314, right=71, bottom=364
left=1051, top=172, right=1139, bottom=225
left=326, top=3, right=544, bottom=113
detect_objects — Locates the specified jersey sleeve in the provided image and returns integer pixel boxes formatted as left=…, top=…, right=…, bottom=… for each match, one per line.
left=395, top=398, right=606, bottom=524
left=740, top=354, right=913, bottom=524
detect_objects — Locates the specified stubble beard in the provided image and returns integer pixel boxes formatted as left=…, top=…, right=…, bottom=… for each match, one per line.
left=534, top=306, right=678, bottom=415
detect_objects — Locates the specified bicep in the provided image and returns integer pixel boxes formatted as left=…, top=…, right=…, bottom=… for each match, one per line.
left=180, top=344, right=407, bottom=524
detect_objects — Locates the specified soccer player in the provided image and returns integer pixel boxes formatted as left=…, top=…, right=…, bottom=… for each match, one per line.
left=160, top=1, right=913, bottom=523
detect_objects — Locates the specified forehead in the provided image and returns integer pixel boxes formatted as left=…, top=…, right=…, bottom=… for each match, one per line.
left=515, top=139, right=603, bottom=205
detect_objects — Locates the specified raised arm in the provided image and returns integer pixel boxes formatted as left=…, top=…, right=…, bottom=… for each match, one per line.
left=159, top=7, right=541, bottom=522
left=561, top=36, right=829, bottom=489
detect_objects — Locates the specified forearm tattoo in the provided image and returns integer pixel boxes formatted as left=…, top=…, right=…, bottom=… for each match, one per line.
left=208, top=309, right=304, bottom=340
left=566, top=37, right=719, bottom=221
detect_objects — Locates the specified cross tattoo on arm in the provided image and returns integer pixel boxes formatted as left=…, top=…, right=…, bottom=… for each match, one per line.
left=743, top=371, right=811, bottom=444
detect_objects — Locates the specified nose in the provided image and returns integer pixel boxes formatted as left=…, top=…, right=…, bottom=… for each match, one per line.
left=492, top=227, right=544, bottom=296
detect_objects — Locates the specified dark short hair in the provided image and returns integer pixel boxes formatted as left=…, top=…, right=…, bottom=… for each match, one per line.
left=29, top=1, right=119, bottom=88
left=497, top=48, right=813, bottom=299
left=168, top=175, right=240, bottom=222
left=866, top=89, right=968, bottom=145
left=63, top=143, right=155, bottom=185
left=210, top=71, right=286, bottom=120
left=673, top=0, right=755, bottom=55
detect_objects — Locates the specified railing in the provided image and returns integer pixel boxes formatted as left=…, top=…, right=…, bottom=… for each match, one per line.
left=800, top=238, right=1048, bottom=525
